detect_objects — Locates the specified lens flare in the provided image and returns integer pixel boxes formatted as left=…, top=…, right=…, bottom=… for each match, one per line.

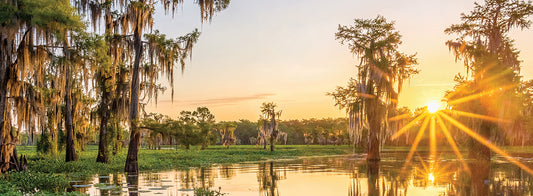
left=427, top=101, right=440, bottom=113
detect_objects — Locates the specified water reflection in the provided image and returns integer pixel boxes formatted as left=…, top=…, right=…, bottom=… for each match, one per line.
left=126, top=174, right=138, bottom=196
left=99, top=175, right=110, bottom=195
left=257, top=162, right=286, bottom=196
left=72, top=151, right=533, bottom=195
left=469, top=159, right=490, bottom=195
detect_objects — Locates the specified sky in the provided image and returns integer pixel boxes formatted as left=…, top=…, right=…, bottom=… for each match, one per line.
left=144, top=0, right=533, bottom=122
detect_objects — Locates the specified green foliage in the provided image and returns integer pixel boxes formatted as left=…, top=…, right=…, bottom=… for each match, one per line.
left=141, top=107, right=217, bottom=150
left=36, top=127, right=58, bottom=156
left=0, top=181, right=18, bottom=196
left=2, top=0, right=82, bottom=31
left=0, top=3, right=16, bottom=25
left=178, top=124, right=203, bottom=149
left=17, top=145, right=351, bottom=175
left=108, top=122, right=126, bottom=155
left=194, top=187, right=227, bottom=196
left=234, top=120, right=259, bottom=145
left=21, top=0, right=83, bottom=37
left=0, top=171, right=70, bottom=194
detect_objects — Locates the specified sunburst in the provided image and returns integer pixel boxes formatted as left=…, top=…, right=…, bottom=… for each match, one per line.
left=426, top=101, right=441, bottom=113
left=414, top=155, right=455, bottom=186
left=389, top=90, right=533, bottom=176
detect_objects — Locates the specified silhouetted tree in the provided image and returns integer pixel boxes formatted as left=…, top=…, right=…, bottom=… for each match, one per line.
left=334, top=15, right=419, bottom=161
left=445, top=0, right=533, bottom=160
left=260, top=102, right=282, bottom=152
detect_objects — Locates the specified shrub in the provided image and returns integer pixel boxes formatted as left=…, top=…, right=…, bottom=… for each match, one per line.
left=194, top=187, right=226, bottom=196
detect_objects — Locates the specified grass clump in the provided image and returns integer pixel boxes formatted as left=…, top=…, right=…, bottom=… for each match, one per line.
left=17, top=145, right=352, bottom=176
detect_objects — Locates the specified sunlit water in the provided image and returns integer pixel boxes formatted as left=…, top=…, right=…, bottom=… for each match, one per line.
left=71, top=150, right=533, bottom=195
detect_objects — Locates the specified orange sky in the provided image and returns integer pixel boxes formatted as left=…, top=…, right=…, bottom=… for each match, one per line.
left=143, top=0, right=533, bottom=121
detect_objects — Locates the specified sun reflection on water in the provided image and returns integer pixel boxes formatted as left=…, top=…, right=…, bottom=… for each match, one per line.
left=68, top=155, right=533, bottom=196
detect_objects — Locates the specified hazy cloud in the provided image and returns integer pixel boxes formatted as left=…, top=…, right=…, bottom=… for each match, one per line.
left=159, top=93, right=275, bottom=106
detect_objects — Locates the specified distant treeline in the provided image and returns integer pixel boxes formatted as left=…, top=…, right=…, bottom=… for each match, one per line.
left=17, top=105, right=533, bottom=150
left=138, top=116, right=352, bottom=148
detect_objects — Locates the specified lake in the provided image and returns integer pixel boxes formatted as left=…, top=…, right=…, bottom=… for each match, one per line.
left=72, top=150, right=533, bottom=195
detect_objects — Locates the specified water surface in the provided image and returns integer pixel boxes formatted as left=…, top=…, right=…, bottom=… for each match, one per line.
left=72, top=150, right=533, bottom=195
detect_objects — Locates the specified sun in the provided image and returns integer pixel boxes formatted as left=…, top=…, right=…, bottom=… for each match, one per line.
left=428, top=173, right=435, bottom=182
left=427, top=101, right=441, bottom=113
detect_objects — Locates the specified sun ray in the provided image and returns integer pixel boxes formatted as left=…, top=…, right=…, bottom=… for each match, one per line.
left=403, top=116, right=431, bottom=168
left=439, top=112, right=533, bottom=175
left=430, top=115, right=436, bottom=157
left=387, top=113, right=411, bottom=122
left=391, top=112, right=428, bottom=140
left=445, top=109, right=510, bottom=123
left=447, top=84, right=516, bottom=106
left=429, top=115, right=437, bottom=168
left=417, top=155, right=430, bottom=172
left=435, top=114, right=470, bottom=173
left=415, top=152, right=459, bottom=185
left=444, top=65, right=512, bottom=100
left=477, top=68, right=514, bottom=87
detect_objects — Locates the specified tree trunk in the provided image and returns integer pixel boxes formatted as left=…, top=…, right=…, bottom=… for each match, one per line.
left=469, top=82, right=491, bottom=161
left=365, top=81, right=381, bottom=161
left=365, top=82, right=384, bottom=161
left=0, top=38, right=10, bottom=172
left=113, top=121, right=123, bottom=155
left=64, top=38, right=77, bottom=162
left=65, top=57, right=77, bottom=162
left=367, top=122, right=380, bottom=161
left=0, top=80, right=13, bottom=172
left=97, top=90, right=109, bottom=163
left=366, top=99, right=381, bottom=161
left=125, top=24, right=143, bottom=173
left=270, top=115, right=277, bottom=152
left=97, top=8, right=114, bottom=163
left=270, top=137, right=274, bottom=152
left=0, top=35, right=19, bottom=172
left=469, top=121, right=491, bottom=161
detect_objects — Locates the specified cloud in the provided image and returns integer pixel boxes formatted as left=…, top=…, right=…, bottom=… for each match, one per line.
left=158, top=93, right=275, bottom=107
